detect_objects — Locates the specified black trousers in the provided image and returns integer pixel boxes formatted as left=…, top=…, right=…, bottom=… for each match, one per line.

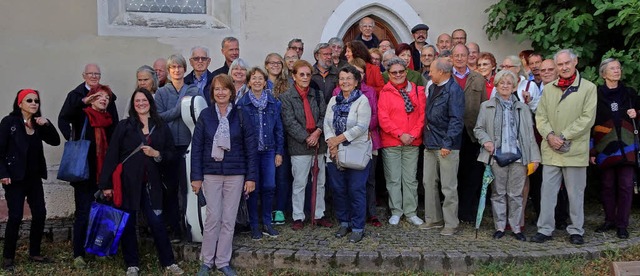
left=3, top=178, right=47, bottom=259
left=162, top=145, right=188, bottom=236
left=72, top=183, right=98, bottom=258
left=457, top=130, right=485, bottom=222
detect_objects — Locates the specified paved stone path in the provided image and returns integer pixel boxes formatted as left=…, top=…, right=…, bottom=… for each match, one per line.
left=172, top=204, right=640, bottom=273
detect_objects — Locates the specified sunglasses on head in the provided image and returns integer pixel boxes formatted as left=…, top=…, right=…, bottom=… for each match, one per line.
left=25, top=99, right=40, bottom=104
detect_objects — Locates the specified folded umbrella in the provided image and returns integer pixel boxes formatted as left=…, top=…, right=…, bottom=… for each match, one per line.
left=476, top=156, right=495, bottom=238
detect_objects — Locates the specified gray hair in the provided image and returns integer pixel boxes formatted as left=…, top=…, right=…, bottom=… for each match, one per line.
left=166, top=54, right=187, bottom=82
left=493, top=69, right=518, bottom=89
left=136, top=65, right=159, bottom=92
left=422, top=44, right=437, bottom=53
left=386, top=57, right=407, bottom=69
left=288, top=38, right=303, bottom=48
left=599, top=58, right=620, bottom=78
left=228, top=57, right=249, bottom=75
left=382, top=50, right=397, bottom=67
left=504, top=55, right=526, bottom=77
left=439, top=50, right=452, bottom=58
left=313, top=43, right=331, bottom=56
left=221, top=37, right=238, bottom=48
left=359, top=17, right=375, bottom=27
left=190, top=46, right=209, bottom=57
left=434, top=57, right=453, bottom=74
left=553, top=49, right=578, bottom=63
left=328, top=37, right=344, bottom=47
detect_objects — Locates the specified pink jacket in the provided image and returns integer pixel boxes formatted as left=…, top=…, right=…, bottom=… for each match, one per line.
left=377, top=81, right=426, bottom=147
left=331, top=83, right=381, bottom=150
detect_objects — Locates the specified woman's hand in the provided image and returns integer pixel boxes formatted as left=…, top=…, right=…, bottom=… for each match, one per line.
left=627, top=109, right=637, bottom=119
left=306, top=129, right=321, bottom=147
left=326, top=135, right=345, bottom=149
left=191, top=180, right=203, bottom=194
left=244, top=181, right=256, bottom=195
left=483, top=141, right=494, bottom=153
left=82, top=94, right=100, bottom=105
left=275, top=154, right=282, bottom=167
left=589, top=157, right=596, bottom=165
left=103, top=189, right=113, bottom=199
left=141, top=146, right=160, bottom=158
left=1, top=178, right=11, bottom=185
left=329, top=146, right=338, bottom=159
left=400, top=133, right=414, bottom=145
left=34, top=117, right=48, bottom=126
left=532, top=161, right=540, bottom=172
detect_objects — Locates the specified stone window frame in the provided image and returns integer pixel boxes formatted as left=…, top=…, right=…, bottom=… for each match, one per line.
left=97, top=0, right=233, bottom=37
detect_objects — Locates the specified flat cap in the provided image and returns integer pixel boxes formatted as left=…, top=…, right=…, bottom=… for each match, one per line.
left=411, top=24, right=429, bottom=33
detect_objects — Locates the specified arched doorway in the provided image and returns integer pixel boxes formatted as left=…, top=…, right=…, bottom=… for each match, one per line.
left=341, top=16, right=399, bottom=46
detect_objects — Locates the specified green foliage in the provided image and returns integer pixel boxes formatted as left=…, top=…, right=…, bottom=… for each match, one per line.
left=484, top=0, right=640, bottom=89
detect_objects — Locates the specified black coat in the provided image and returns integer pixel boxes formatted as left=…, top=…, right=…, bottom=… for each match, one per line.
left=184, top=70, right=215, bottom=106
left=99, top=117, right=175, bottom=211
left=0, top=114, right=60, bottom=181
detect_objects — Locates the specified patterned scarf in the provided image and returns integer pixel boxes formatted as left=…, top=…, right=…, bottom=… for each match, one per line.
left=83, top=107, right=112, bottom=183
left=494, top=95, right=519, bottom=154
left=211, top=104, right=232, bottom=161
left=392, top=81, right=414, bottom=113
left=557, top=72, right=576, bottom=92
left=248, top=89, right=270, bottom=151
left=332, top=89, right=363, bottom=145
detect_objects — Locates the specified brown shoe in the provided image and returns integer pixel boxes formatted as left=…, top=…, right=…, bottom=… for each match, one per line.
left=315, top=217, right=334, bottom=228
left=291, top=220, right=304, bottom=231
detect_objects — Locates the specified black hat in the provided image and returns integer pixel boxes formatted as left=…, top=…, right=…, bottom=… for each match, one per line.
left=411, top=24, right=429, bottom=33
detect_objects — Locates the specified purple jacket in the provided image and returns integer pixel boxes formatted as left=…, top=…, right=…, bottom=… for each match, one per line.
left=332, top=82, right=381, bottom=151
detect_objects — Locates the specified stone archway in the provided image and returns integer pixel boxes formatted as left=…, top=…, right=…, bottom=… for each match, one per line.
left=320, top=0, right=429, bottom=46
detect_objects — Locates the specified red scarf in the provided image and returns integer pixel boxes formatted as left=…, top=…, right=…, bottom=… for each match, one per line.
left=557, top=73, right=576, bottom=92
left=391, top=81, right=408, bottom=91
left=84, top=107, right=113, bottom=184
left=295, top=84, right=316, bottom=133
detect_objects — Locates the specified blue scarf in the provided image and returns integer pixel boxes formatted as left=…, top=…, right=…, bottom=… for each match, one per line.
left=248, top=89, right=270, bottom=151
left=332, top=89, right=362, bottom=145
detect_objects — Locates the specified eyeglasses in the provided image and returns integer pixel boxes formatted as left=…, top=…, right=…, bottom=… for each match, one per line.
left=360, top=24, right=374, bottom=29
left=169, top=65, right=184, bottom=70
left=289, top=46, right=303, bottom=51
left=267, top=61, right=282, bottom=66
left=389, top=70, right=406, bottom=76
left=25, top=99, right=40, bottom=104
left=191, top=56, right=210, bottom=62
left=84, top=72, right=101, bottom=77
left=297, top=72, right=311, bottom=78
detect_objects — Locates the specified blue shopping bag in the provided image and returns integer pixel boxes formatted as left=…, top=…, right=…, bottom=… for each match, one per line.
left=57, top=118, right=90, bottom=182
left=84, top=202, right=130, bottom=256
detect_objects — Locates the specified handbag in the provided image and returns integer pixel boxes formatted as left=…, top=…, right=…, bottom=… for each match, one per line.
left=336, top=138, right=372, bottom=170
left=57, top=118, right=90, bottom=182
left=112, top=142, right=144, bottom=208
left=494, top=147, right=522, bottom=167
left=84, top=202, right=130, bottom=256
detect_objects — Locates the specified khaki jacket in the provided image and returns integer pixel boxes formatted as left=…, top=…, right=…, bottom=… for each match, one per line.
left=462, top=70, right=488, bottom=142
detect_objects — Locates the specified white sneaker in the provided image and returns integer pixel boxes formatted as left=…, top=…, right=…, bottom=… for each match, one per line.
left=126, top=266, right=139, bottom=276
left=388, top=215, right=401, bottom=225
left=408, top=216, right=424, bottom=226
left=165, top=263, right=185, bottom=275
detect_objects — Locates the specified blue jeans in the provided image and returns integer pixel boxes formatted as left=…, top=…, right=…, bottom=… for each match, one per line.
left=248, top=150, right=277, bottom=227
left=327, top=161, right=370, bottom=231
left=274, top=147, right=292, bottom=213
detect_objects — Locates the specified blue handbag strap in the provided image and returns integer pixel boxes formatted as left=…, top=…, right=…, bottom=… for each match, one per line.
left=80, top=117, right=88, bottom=140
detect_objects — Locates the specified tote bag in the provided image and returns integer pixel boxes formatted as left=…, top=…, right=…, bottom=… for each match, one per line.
left=57, top=118, right=90, bottom=182
left=84, top=202, right=130, bottom=256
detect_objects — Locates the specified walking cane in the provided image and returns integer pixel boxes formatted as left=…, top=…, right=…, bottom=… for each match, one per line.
left=630, top=108, right=640, bottom=194
left=310, top=145, right=319, bottom=227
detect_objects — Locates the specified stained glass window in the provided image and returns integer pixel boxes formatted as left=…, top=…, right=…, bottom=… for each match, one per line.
left=125, top=0, right=206, bottom=14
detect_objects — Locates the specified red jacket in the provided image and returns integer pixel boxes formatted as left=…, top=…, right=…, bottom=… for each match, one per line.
left=365, top=63, right=385, bottom=96
left=378, top=81, right=426, bottom=147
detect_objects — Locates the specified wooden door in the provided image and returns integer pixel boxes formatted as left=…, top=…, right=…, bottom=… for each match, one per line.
left=342, top=16, right=399, bottom=47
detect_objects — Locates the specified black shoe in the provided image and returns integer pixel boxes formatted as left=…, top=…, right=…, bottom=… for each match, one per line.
left=514, top=232, right=527, bottom=241
left=530, top=232, right=552, bottom=243
left=617, top=228, right=629, bottom=239
left=348, top=231, right=364, bottom=243
left=3, top=259, right=14, bottom=271
left=595, top=222, right=615, bottom=233
left=170, top=232, right=182, bottom=244
left=569, top=234, right=584, bottom=245
left=29, top=255, right=53, bottom=263
left=492, top=230, right=505, bottom=239
left=335, top=226, right=350, bottom=238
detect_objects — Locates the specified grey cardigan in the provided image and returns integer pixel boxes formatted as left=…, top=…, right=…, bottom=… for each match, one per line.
left=155, top=82, right=200, bottom=146
left=280, top=86, right=327, bottom=156
left=473, top=97, right=541, bottom=165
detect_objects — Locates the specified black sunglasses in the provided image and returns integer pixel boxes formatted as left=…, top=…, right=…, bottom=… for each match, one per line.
left=25, top=99, right=40, bottom=104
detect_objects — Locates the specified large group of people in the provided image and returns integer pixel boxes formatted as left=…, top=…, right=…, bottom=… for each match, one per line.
left=0, top=16, right=637, bottom=276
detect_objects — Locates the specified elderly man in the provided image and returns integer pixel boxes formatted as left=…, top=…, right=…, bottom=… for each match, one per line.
left=436, top=33, right=452, bottom=53
left=451, top=29, right=467, bottom=46
left=420, top=45, right=437, bottom=81
left=450, top=44, right=487, bottom=223
left=540, top=59, right=557, bottom=86
left=467, top=42, right=480, bottom=71
left=355, top=17, right=379, bottom=49
left=379, top=39, right=393, bottom=53
left=58, top=63, right=119, bottom=266
left=531, top=49, right=597, bottom=245
left=154, top=58, right=168, bottom=88
left=184, top=46, right=214, bottom=105
left=287, top=38, right=304, bottom=58
left=409, top=24, right=429, bottom=71
left=328, top=37, right=347, bottom=69
left=212, top=37, right=240, bottom=76
left=310, top=43, right=339, bottom=103
left=421, top=57, right=465, bottom=236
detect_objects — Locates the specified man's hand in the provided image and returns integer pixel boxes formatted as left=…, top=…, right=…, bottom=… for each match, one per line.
left=547, top=133, right=565, bottom=150
left=440, top=148, right=451, bottom=158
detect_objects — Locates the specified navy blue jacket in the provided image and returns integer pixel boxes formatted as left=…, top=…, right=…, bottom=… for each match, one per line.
left=190, top=104, right=257, bottom=182
left=423, top=77, right=465, bottom=150
left=236, top=90, right=285, bottom=156
left=184, top=70, right=214, bottom=106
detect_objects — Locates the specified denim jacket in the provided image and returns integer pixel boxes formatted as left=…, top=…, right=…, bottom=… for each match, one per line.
left=236, top=90, right=284, bottom=156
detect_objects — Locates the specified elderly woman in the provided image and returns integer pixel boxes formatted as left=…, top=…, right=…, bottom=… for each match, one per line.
left=100, top=88, right=183, bottom=275
left=280, top=60, right=333, bottom=230
left=191, top=74, right=257, bottom=276
left=378, top=57, right=426, bottom=226
left=237, top=67, right=284, bottom=239
left=332, top=58, right=382, bottom=227
left=344, top=40, right=385, bottom=94
left=474, top=70, right=540, bottom=242
left=590, top=58, right=639, bottom=239
left=264, top=53, right=290, bottom=97
left=477, top=52, right=497, bottom=99
left=229, top=58, right=250, bottom=102
left=155, top=54, right=200, bottom=243
left=492, top=55, right=541, bottom=112
left=1, top=89, right=59, bottom=271
left=59, top=84, right=116, bottom=268
left=123, top=65, right=159, bottom=119
left=325, top=65, right=372, bottom=242
left=382, top=44, right=425, bottom=86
